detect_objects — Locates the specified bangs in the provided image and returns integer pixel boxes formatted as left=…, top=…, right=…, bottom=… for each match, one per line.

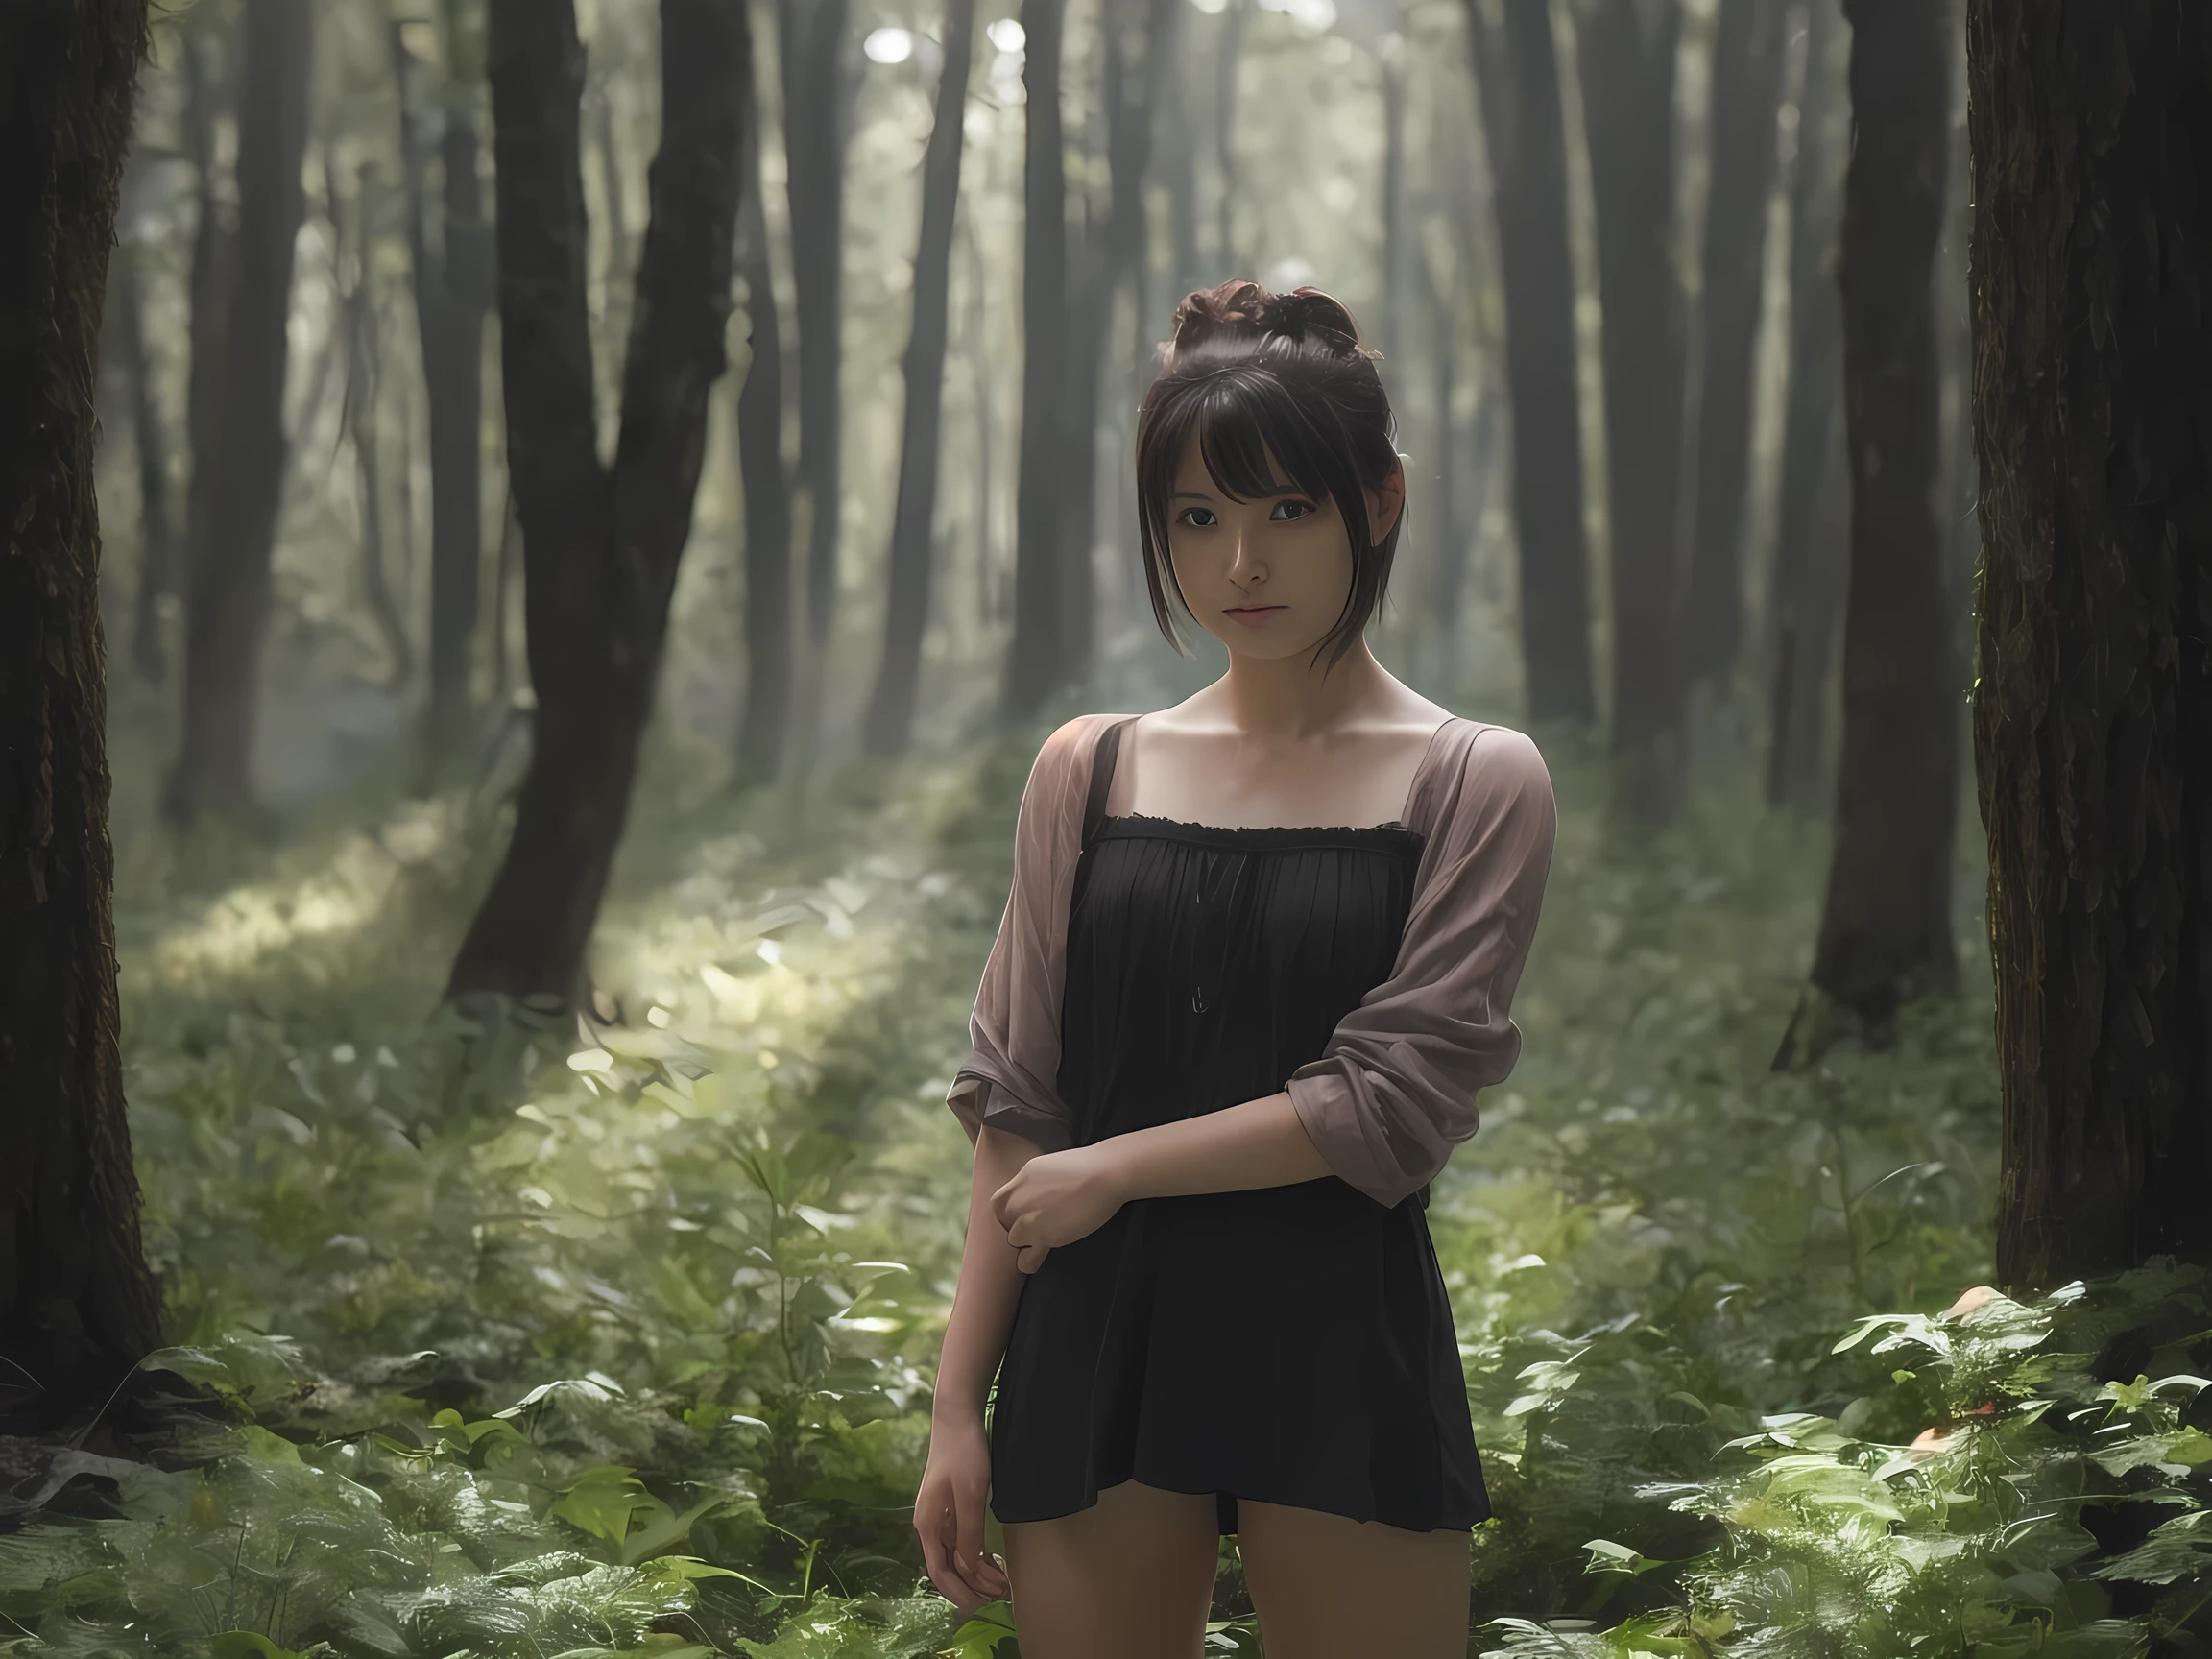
left=1184, top=368, right=1347, bottom=508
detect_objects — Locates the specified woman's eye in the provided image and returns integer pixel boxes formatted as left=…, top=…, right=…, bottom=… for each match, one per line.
left=1271, top=499, right=1316, bottom=521
left=1177, top=508, right=1217, bottom=528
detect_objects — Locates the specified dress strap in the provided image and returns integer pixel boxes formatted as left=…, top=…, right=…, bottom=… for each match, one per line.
left=1083, top=716, right=1141, bottom=848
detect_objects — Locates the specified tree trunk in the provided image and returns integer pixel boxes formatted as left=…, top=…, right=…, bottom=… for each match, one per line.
left=1214, top=0, right=1247, bottom=275
left=167, top=0, right=312, bottom=830
left=334, top=156, right=413, bottom=690
left=1380, top=51, right=1407, bottom=370
left=733, top=67, right=793, bottom=793
left=1162, top=1, right=1200, bottom=296
left=110, top=244, right=176, bottom=685
left=1970, top=0, right=2212, bottom=1284
left=1003, top=0, right=1069, bottom=718
left=1577, top=0, right=1689, bottom=815
left=1466, top=0, right=1596, bottom=725
left=180, top=17, right=237, bottom=658
left=1681, top=0, right=1790, bottom=688
left=0, top=0, right=165, bottom=1429
left=1781, top=0, right=1957, bottom=1061
left=394, top=22, right=491, bottom=781
left=1767, top=0, right=1848, bottom=810
left=448, top=0, right=746, bottom=1011
left=780, top=0, right=848, bottom=648
left=863, top=0, right=976, bottom=757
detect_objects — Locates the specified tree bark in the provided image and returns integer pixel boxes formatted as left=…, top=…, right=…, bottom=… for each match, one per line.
left=1577, top=0, right=1689, bottom=814
left=1782, top=0, right=1957, bottom=1059
left=1767, top=0, right=1848, bottom=810
left=780, top=0, right=848, bottom=647
left=180, top=17, right=237, bottom=674
left=863, top=0, right=977, bottom=757
left=733, top=62, right=793, bottom=793
left=0, top=0, right=165, bottom=1427
left=1004, top=0, right=1070, bottom=718
left=448, top=0, right=746, bottom=1011
left=1466, top=0, right=1596, bottom=725
left=167, top=0, right=312, bottom=830
left=110, top=244, right=176, bottom=685
left=1970, top=0, right=2212, bottom=1284
left=394, top=20, right=491, bottom=781
left=1214, top=0, right=1247, bottom=276
left=1681, top=0, right=1790, bottom=687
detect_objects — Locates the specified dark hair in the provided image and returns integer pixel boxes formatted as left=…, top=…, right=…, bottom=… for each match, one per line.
left=1133, top=278, right=1402, bottom=671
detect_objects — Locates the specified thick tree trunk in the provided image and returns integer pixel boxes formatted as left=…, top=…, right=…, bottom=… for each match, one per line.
left=1466, top=0, right=1596, bottom=725
left=1578, top=0, right=1689, bottom=815
left=0, top=0, right=165, bottom=1427
left=1681, top=0, right=1789, bottom=688
left=1767, top=0, right=1848, bottom=810
left=395, top=25, right=491, bottom=781
left=1970, top=0, right=2212, bottom=1284
left=167, top=0, right=312, bottom=829
left=863, top=0, right=976, bottom=757
left=110, top=245, right=176, bottom=685
left=1782, top=0, right=1957, bottom=1059
left=780, top=0, right=848, bottom=647
left=733, top=74, right=793, bottom=792
left=449, top=0, right=746, bottom=1010
left=1004, top=0, right=1069, bottom=718
left=1214, top=0, right=1247, bottom=276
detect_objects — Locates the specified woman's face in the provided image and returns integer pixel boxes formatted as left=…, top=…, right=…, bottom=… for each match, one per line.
left=1164, top=429, right=1404, bottom=663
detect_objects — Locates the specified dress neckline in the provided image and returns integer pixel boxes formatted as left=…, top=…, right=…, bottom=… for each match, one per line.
left=1092, top=812, right=1425, bottom=855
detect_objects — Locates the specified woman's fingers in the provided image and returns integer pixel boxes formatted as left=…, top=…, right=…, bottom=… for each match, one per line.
left=954, top=1486, right=1010, bottom=1601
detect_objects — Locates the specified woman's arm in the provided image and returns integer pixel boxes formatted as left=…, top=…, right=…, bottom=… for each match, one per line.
left=990, top=1093, right=1329, bottom=1258
left=915, top=1125, right=1041, bottom=1610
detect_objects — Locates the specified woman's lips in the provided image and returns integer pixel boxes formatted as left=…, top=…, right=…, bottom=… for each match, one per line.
left=1223, top=605, right=1287, bottom=628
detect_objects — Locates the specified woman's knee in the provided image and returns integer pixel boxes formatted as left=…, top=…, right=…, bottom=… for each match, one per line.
left=1001, top=1481, right=1220, bottom=1659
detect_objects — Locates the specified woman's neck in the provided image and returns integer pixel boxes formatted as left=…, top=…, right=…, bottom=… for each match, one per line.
left=1213, top=637, right=1392, bottom=742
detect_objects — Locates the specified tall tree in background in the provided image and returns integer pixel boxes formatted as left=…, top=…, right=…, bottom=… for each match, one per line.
left=448, top=0, right=747, bottom=1010
left=1970, top=0, right=2212, bottom=1285
left=166, top=0, right=313, bottom=829
left=1778, top=0, right=1956, bottom=1064
left=1577, top=0, right=1689, bottom=815
left=1004, top=0, right=1070, bottom=718
left=781, top=0, right=849, bottom=649
left=109, top=240, right=177, bottom=685
left=333, top=157, right=414, bottom=689
left=1466, top=0, right=1595, bottom=725
left=733, top=69, right=793, bottom=793
left=863, top=0, right=978, bottom=757
left=1681, top=0, right=1790, bottom=688
left=1767, top=0, right=1848, bottom=810
left=179, top=17, right=238, bottom=700
left=0, top=0, right=165, bottom=1425
left=393, top=10, right=492, bottom=782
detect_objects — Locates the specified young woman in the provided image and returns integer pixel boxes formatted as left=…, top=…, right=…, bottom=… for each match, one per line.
left=913, top=279, right=1557, bottom=1659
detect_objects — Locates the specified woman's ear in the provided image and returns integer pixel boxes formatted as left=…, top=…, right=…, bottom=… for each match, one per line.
left=1369, top=458, right=1407, bottom=546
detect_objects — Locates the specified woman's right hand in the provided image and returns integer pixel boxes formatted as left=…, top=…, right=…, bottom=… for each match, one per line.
left=914, top=1412, right=1012, bottom=1614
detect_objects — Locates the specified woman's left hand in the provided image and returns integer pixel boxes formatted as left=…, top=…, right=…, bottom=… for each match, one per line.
left=991, top=1145, right=1129, bottom=1273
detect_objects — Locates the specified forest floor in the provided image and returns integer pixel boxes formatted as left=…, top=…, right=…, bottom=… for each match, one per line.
left=8, top=709, right=2205, bottom=1659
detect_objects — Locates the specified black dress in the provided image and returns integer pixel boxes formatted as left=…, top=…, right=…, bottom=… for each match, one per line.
left=986, top=725, right=1491, bottom=1537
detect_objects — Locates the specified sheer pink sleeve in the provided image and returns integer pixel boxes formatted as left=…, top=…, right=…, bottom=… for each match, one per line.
left=944, top=714, right=1119, bottom=1152
left=1283, top=724, right=1558, bottom=1208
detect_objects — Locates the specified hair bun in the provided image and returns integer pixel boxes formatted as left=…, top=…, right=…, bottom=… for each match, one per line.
left=1163, top=278, right=1369, bottom=365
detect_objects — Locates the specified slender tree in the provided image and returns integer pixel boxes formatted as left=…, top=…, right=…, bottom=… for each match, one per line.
left=1681, top=0, right=1790, bottom=687
left=333, top=157, right=414, bottom=689
left=166, top=0, right=313, bottom=829
left=1767, top=0, right=1848, bottom=809
left=0, top=0, right=165, bottom=1426
left=1577, top=0, right=1690, bottom=815
left=1004, top=0, right=1070, bottom=717
left=448, top=0, right=747, bottom=1010
left=864, top=0, right=979, bottom=757
left=180, top=15, right=238, bottom=658
left=1778, top=0, right=1956, bottom=1064
left=1465, top=0, right=1596, bottom=724
left=780, top=0, right=849, bottom=647
left=393, top=10, right=492, bottom=781
left=1970, top=0, right=2212, bottom=1284
left=733, top=64, right=793, bottom=792
left=109, top=241, right=177, bottom=685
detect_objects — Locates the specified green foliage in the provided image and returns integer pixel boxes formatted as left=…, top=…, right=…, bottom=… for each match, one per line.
left=28, top=735, right=2204, bottom=1657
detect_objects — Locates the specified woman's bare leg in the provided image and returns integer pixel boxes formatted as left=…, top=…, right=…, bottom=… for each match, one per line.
left=999, top=1479, right=1219, bottom=1659
left=1236, top=1500, right=1472, bottom=1659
